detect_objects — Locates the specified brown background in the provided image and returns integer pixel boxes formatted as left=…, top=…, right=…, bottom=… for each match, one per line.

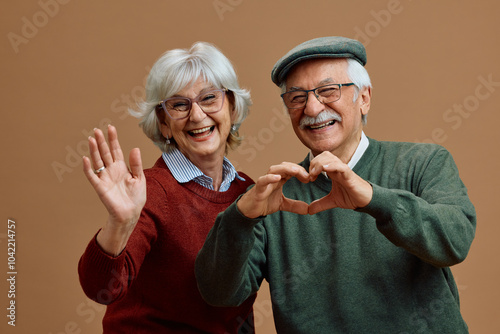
left=1, top=0, right=499, bottom=333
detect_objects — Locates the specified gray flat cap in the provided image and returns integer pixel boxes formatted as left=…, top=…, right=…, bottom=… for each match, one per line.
left=271, top=36, right=367, bottom=86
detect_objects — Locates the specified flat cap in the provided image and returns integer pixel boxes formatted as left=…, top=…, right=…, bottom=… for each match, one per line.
left=271, top=36, right=367, bottom=86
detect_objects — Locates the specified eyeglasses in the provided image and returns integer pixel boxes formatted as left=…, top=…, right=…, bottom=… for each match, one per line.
left=280, top=83, right=355, bottom=109
left=157, top=88, right=228, bottom=120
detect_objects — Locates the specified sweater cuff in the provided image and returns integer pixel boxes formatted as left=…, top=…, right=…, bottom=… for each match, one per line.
left=233, top=195, right=265, bottom=225
left=82, top=232, right=127, bottom=273
left=355, top=182, right=395, bottom=222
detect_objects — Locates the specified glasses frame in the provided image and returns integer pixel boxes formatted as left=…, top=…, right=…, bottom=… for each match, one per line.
left=281, top=83, right=355, bottom=109
left=157, top=88, right=228, bottom=120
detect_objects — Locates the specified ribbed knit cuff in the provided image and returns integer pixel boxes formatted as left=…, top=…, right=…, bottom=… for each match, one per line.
left=355, top=182, right=394, bottom=222
left=83, top=232, right=127, bottom=274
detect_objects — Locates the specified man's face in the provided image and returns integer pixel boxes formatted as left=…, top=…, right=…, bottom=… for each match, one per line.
left=284, top=58, right=371, bottom=162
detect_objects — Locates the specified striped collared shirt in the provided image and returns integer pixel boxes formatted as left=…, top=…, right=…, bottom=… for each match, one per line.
left=162, top=148, right=244, bottom=192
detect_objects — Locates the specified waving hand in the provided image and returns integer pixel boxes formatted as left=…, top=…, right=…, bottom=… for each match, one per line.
left=82, top=125, right=146, bottom=256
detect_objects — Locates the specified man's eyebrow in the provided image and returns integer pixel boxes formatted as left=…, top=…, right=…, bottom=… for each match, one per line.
left=288, top=78, right=336, bottom=91
left=318, top=78, right=335, bottom=85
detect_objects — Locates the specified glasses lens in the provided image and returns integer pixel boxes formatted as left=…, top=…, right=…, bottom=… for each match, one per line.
left=197, top=90, right=225, bottom=113
left=162, top=89, right=225, bottom=119
left=165, top=98, right=191, bottom=119
left=283, top=91, right=308, bottom=109
left=316, top=84, right=341, bottom=103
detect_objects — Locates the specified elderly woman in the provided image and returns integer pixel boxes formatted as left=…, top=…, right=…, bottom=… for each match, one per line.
left=78, top=42, right=256, bottom=333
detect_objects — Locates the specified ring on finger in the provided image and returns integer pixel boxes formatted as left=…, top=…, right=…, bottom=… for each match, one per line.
left=94, top=166, right=106, bottom=174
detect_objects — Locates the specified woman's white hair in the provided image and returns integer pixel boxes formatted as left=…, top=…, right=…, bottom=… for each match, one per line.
left=130, top=42, right=251, bottom=153
left=279, top=58, right=372, bottom=124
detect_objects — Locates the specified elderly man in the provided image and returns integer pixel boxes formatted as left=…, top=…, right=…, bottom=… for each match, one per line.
left=195, top=37, right=476, bottom=333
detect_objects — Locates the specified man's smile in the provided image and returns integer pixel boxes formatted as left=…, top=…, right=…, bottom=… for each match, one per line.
left=307, top=120, right=338, bottom=130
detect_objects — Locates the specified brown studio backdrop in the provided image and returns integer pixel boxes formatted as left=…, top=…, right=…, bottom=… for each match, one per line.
left=1, top=0, right=499, bottom=333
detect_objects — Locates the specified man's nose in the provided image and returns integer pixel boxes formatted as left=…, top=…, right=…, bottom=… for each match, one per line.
left=303, top=91, right=324, bottom=117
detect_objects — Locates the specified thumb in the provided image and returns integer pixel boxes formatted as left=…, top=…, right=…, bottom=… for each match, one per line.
left=308, top=196, right=336, bottom=215
left=281, top=198, right=309, bottom=215
left=129, top=148, right=144, bottom=178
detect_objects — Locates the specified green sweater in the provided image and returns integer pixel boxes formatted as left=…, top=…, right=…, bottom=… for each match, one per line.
left=195, top=138, right=476, bottom=333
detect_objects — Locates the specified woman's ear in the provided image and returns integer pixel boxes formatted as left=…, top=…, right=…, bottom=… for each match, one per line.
left=226, top=90, right=237, bottom=123
left=156, top=107, right=172, bottom=139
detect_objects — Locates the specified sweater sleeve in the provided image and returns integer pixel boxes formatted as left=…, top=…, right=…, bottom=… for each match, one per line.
left=195, top=199, right=266, bottom=307
left=78, top=178, right=160, bottom=305
left=357, top=147, right=476, bottom=267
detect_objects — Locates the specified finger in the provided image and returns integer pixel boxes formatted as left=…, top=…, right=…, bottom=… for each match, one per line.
left=94, top=128, right=114, bottom=167
left=308, top=196, right=337, bottom=215
left=236, top=174, right=282, bottom=218
left=107, top=125, right=124, bottom=162
left=253, top=174, right=282, bottom=197
left=88, top=135, right=104, bottom=171
left=310, top=161, right=349, bottom=183
left=281, top=198, right=309, bottom=215
left=268, top=163, right=309, bottom=183
left=322, top=165, right=355, bottom=186
left=82, top=156, right=101, bottom=187
left=129, top=148, right=144, bottom=179
left=309, top=154, right=338, bottom=178
left=322, top=163, right=347, bottom=174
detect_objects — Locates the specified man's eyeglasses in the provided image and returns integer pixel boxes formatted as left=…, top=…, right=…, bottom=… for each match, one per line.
left=157, top=88, right=228, bottom=120
left=281, top=83, right=355, bottom=109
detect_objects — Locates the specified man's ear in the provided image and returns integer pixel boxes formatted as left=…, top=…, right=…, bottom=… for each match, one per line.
left=360, top=86, right=371, bottom=116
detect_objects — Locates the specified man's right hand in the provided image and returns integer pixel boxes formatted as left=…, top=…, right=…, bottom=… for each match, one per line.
left=236, top=162, right=310, bottom=219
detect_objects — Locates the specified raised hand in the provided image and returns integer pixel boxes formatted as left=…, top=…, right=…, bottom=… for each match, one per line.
left=308, top=151, right=372, bottom=215
left=236, top=162, right=310, bottom=219
left=82, top=125, right=146, bottom=256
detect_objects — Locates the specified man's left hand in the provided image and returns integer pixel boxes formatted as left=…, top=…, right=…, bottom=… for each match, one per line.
left=308, top=151, right=373, bottom=214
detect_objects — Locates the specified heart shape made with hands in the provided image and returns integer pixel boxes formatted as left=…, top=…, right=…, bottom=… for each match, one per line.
left=268, top=160, right=373, bottom=216
left=274, top=169, right=334, bottom=216
left=239, top=157, right=372, bottom=218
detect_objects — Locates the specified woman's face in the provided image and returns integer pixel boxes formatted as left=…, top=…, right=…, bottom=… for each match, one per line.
left=159, top=77, right=233, bottom=165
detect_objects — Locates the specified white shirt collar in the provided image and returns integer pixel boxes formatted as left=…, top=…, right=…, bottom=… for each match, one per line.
left=347, top=131, right=369, bottom=169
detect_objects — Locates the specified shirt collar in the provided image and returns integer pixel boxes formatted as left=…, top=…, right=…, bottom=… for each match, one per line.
left=308, top=131, right=369, bottom=170
left=347, top=131, right=369, bottom=169
left=162, top=148, right=244, bottom=192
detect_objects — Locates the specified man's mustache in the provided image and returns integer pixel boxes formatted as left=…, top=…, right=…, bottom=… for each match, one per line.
left=299, top=109, right=342, bottom=129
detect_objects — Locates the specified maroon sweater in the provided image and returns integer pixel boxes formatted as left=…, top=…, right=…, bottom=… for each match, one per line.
left=78, top=157, right=256, bottom=333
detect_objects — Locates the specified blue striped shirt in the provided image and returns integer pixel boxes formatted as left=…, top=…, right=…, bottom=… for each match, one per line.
left=162, top=148, right=245, bottom=192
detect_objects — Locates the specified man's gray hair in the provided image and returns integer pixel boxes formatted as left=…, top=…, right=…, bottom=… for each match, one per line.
left=346, top=58, right=371, bottom=124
